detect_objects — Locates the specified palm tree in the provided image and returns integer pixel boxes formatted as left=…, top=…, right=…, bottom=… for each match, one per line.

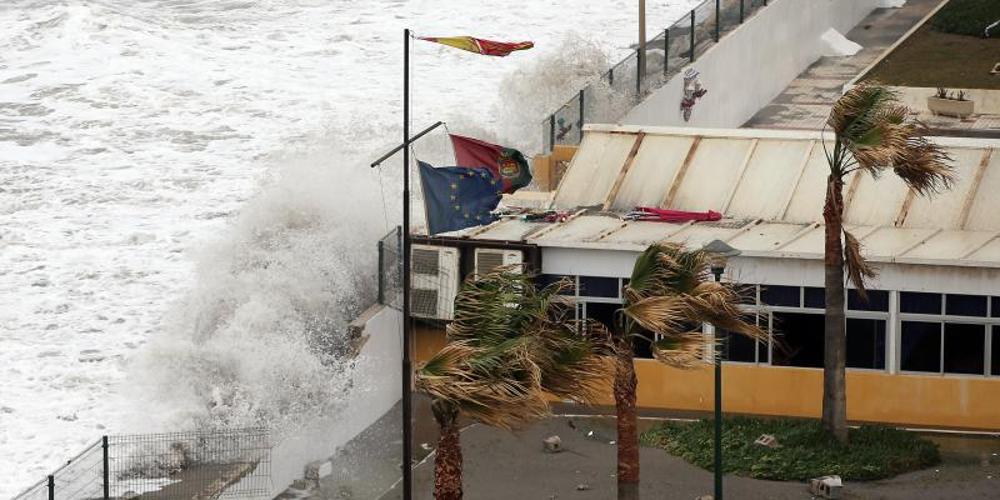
left=614, top=243, right=765, bottom=500
left=416, top=267, right=612, bottom=500
left=821, top=82, right=954, bottom=442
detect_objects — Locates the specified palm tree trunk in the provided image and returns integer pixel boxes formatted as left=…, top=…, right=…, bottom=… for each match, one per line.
left=432, top=401, right=463, bottom=500
left=614, top=347, right=640, bottom=500
left=822, top=173, right=849, bottom=443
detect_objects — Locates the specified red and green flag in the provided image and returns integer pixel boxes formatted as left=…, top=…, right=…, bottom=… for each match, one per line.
left=450, top=134, right=532, bottom=194
left=418, top=36, right=533, bottom=57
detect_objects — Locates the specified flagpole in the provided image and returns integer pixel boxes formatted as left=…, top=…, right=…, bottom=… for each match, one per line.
left=401, top=27, right=414, bottom=500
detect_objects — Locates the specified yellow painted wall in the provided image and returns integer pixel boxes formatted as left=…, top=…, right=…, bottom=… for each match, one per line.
left=415, top=327, right=1000, bottom=431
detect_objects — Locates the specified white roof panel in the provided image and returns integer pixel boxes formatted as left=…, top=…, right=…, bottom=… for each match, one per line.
left=860, top=226, right=939, bottom=258
left=781, top=145, right=840, bottom=224
left=669, top=138, right=754, bottom=212
left=610, top=135, right=695, bottom=211
left=963, top=150, right=1000, bottom=232
left=551, top=132, right=637, bottom=209
left=727, top=222, right=810, bottom=253
left=475, top=219, right=547, bottom=241
left=902, top=230, right=998, bottom=261
left=727, top=140, right=813, bottom=220
left=529, top=215, right=624, bottom=246
left=843, top=171, right=910, bottom=227
left=904, top=148, right=988, bottom=230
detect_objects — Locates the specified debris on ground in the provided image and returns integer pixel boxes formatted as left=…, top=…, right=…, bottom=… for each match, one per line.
left=543, top=435, right=562, bottom=453
left=575, top=483, right=590, bottom=491
left=753, top=433, right=781, bottom=448
left=808, top=475, right=843, bottom=499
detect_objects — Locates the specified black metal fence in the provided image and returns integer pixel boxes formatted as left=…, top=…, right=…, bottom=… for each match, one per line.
left=377, top=226, right=403, bottom=310
left=542, top=0, right=770, bottom=152
left=14, top=429, right=272, bottom=500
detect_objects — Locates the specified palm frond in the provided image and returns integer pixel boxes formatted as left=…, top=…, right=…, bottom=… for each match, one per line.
left=843, top=229, right=878, bottom=298
left=651, top=331, right=707, bottom=368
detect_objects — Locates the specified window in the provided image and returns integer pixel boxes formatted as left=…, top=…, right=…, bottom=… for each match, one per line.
left=946, top=294, right=988, bottom=317
left=804, top=287, right=825, bottom=309
left=771, top=312, right=824, bottom=368
left=900, top=321, right=941, bottom=372
left=992, top=326, right=1000, bottom=376
left=579, top=276, right=620, bottom=298
left=846, top=318, right=886, bottom=369
left=848, top=290, right=889, bottom=312
left=719, top=314, right=762, bottom=363
left=900, top=292, right=942, bottom=315
left=943, top=323, right=985, bottom=374
left=992, top=298, right=1000, bottom=318
left=761, top=285, right=800, bottom=307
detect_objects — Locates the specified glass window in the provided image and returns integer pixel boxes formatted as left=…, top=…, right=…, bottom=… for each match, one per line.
left=846, top=318, right=886, bottom=369
left=992, top=297, right=1000, bottom=318
left=900, top=321, right=941, bottom=372
left=943, top=323, right=985, bottom=375
left=771, top=312, right=824, bottom=368
left=804, top=287, right=825, bottom=309
left=900, top=292, right=942, bottom=315
left=761, top=285, right=800, bottom=307
left=579, top=276, right=620, bottom=298
left=946, top=294, right=988, bottom=317
left=992, top=326, right=1000, bottom=376
left=719, top=315, right=760, bottom=363
left=848, top=290, right=889, bottom=312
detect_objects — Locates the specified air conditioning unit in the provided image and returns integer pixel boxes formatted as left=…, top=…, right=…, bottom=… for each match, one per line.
left=474, top=248, right=523, bottom=276
left=410, top=244, right=460, bottom=320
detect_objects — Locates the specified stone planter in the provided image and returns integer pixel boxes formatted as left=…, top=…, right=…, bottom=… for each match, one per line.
left=927, top=96, right=975, bottom=118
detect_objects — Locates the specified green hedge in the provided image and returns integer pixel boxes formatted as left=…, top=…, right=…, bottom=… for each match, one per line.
left=640, top=417, right=940, bottom=481
left=930, top=0, right=1000, bottom=37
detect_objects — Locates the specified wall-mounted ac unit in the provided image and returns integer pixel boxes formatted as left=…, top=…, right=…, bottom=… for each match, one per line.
left=474, top=248, right=523, bottom=276
left=411, top=244, right=460, bottom=320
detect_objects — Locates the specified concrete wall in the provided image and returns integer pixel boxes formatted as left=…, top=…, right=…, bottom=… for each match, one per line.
left=270, top=305, right=402, bottom=492
left=623, top=0, right=881, bottom=128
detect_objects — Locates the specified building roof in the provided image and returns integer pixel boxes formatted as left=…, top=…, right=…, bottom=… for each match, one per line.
left=449, top=125, right=1000, bottom=268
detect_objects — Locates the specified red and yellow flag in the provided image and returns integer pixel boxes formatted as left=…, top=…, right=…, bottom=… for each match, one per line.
left=418, top=36, right=533, bottom=57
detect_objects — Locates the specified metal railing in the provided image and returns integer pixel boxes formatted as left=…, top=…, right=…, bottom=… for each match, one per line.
left=542, top=0, right=770, bottom=152
left=14, top=429, right=272, bottom=500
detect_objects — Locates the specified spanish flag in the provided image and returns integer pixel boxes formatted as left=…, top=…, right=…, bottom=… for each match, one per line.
left=418, top=36, right=533, bottom=57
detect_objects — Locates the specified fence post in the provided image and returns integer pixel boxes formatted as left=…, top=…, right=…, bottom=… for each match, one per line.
left=740, top=0, right=745, bottom=23
left=663, top=28, right=669, bottom=75
left=377, top=240, right=385, bottom=304
left=577, top=89, right=584, bottom=144
left=548, top=114, right=555, bottom=151
left=689, top=9, right=696, bottom=63
left=47, top=475, right=54, bottom=500
left=635, top=50, right=642, bottom=97
left=609, top=67, right=614, bottom=86
left=715, top=0, right=720, bottom=42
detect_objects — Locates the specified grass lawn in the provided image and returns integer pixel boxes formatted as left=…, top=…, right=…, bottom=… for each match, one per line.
left=930, top=0, right=1000, bottom=38
left=862, top=24, right=1000, bottom=90
left=640, top=416, right=940, bottom=482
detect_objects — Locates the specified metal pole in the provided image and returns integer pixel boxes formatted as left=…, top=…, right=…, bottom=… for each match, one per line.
left=690, top=9, right=696, bottom=63
left=715, top=0, right=720, bottom=42
left=609, top=66, right=614, bottom=85
left=370, top=121, right=445, bottom=168
left=638, top=0, right=646, bottom=83
left=664, top=28, right=669, bottom=75
left=102, top=436, right=109, bottom=500
left=636, top=50, right=642, bottom=97
left=740, top=0, right=745, bottom=23
left=47, top=475, right=54, bottom=500
left=577, top=89, right=585, bottom=144
left=713, top=269, right=724, bottom=500
left=402, top=28, right=413, bottom=500
left=377, top=240, right=385, bottom=304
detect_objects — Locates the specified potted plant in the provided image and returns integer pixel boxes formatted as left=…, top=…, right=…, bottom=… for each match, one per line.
left=927, top=87, right=975, bottom=118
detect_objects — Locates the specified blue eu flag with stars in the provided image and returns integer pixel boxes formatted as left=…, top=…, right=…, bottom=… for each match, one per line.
left=418, top=161, right=502, bottom=235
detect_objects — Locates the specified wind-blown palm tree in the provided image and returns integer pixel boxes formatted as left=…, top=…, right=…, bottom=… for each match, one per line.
left=821, top=82, right=954, bottom=442
left=416, top=267, right=612, bottom=500
left=614, top=243, right=765, bottom=500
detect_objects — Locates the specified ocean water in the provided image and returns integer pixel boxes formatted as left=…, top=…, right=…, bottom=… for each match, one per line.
left=0, top=0, right=701, bottom=495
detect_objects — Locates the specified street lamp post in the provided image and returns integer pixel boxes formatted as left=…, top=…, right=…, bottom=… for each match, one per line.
left=702, top=239, right=741, bottom=500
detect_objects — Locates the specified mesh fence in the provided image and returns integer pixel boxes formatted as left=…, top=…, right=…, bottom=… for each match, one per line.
left=14, top=429, right=272, bottom=500
left=378, top=226, right=403, bottom=310
left=541, top=0, right=771, bottom=152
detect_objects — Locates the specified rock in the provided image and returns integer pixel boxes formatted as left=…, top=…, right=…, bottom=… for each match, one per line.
left=575, top=483, right=590, bottom=491
left=543, top=435, right=562, bottom=453
left=808, top=475, right=843, bottom=499
left=753, top=433, right=780, bottom=448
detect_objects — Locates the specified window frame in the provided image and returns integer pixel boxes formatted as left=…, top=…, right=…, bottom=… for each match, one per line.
left=897, top=293, right=997, bottom=378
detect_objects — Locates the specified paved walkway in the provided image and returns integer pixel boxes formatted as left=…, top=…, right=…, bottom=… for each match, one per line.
left=745, top=0, right=947, bottom=130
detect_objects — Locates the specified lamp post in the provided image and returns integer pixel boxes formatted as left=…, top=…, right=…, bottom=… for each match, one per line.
left=702, top=239, right=741, bottom=500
